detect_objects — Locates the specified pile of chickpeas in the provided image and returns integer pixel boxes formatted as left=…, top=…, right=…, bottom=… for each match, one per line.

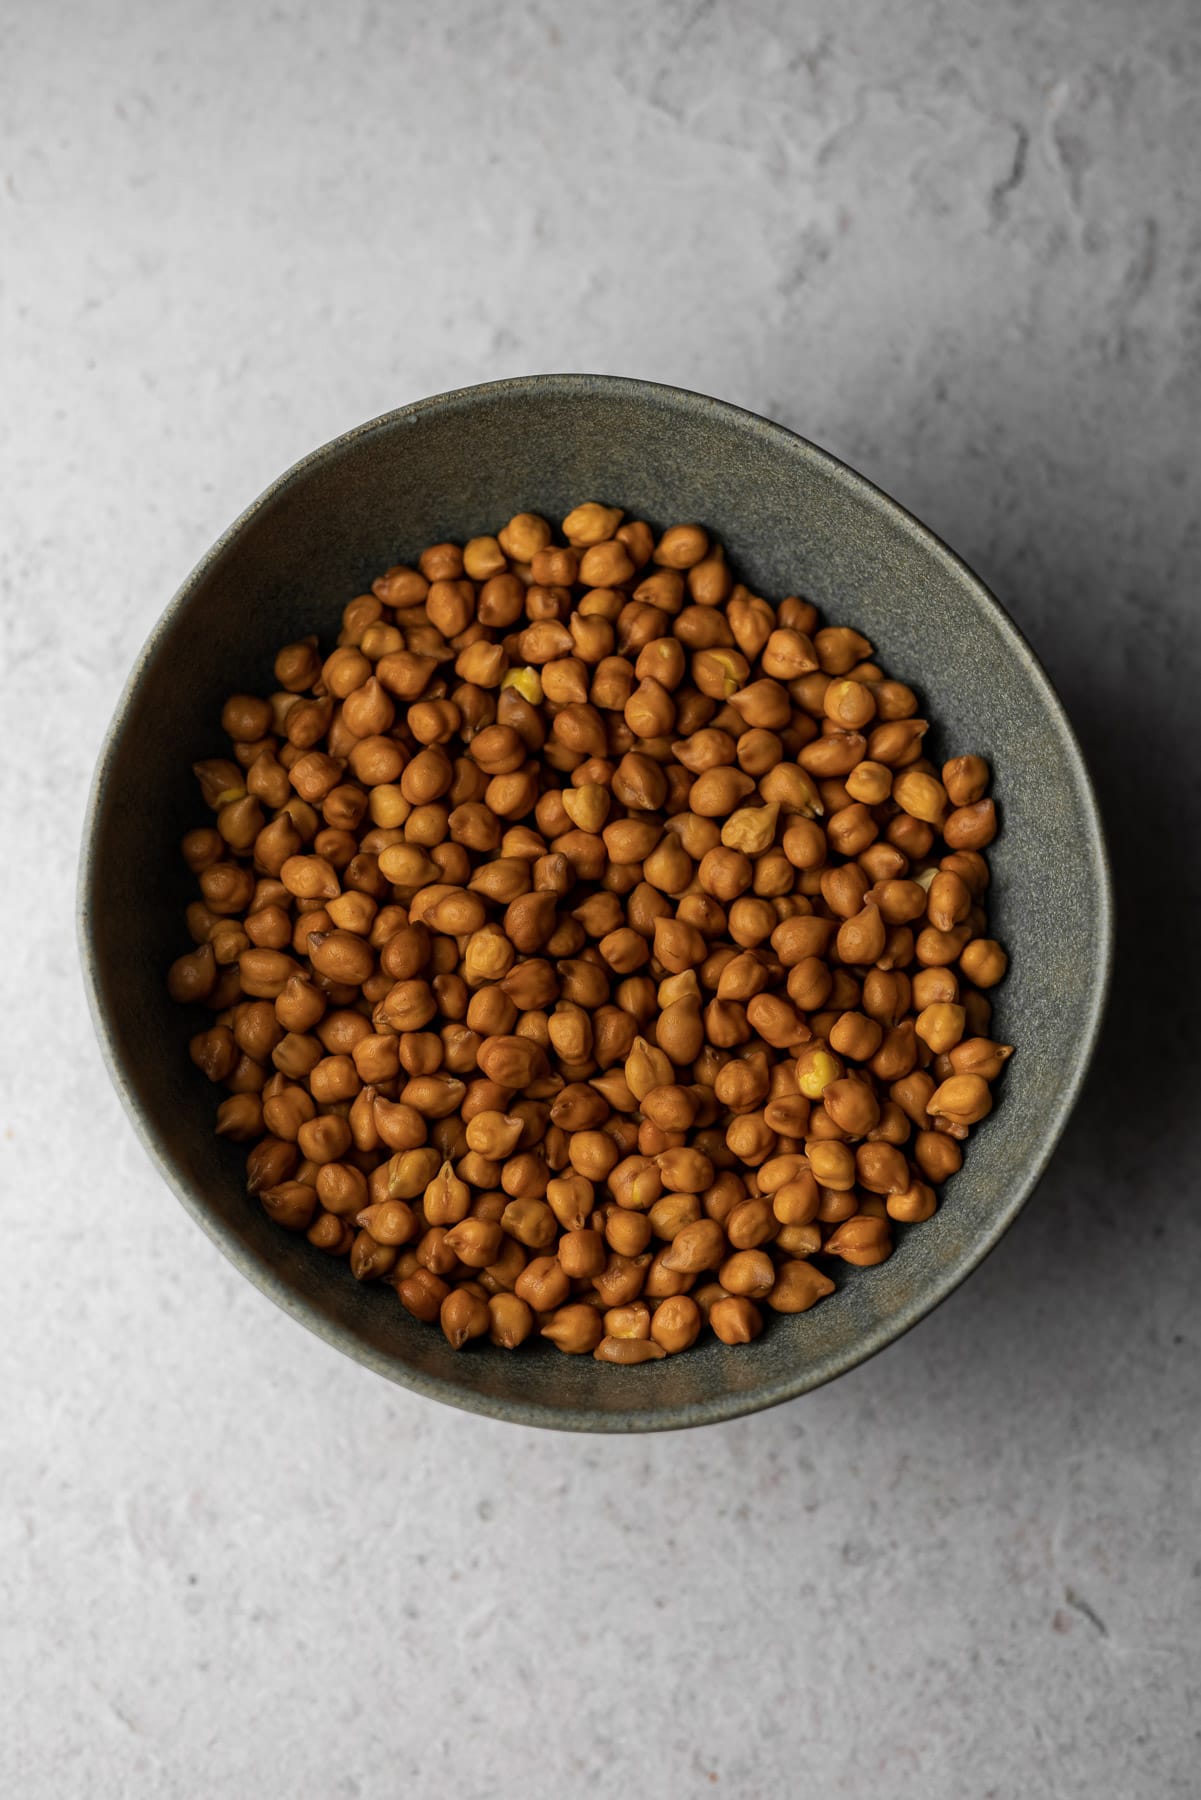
left=169, top=504, right=1012, bottom=1364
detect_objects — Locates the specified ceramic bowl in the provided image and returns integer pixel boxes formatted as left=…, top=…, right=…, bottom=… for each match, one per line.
left=80, top=375, right=1112, bottom=1431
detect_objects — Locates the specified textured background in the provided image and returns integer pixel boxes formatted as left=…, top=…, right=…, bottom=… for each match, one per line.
left=3, top=2, right=1200, bottom=1796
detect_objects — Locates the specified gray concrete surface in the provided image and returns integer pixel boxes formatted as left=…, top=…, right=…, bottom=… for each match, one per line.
left=3, top=2, right=1199, bottom=1795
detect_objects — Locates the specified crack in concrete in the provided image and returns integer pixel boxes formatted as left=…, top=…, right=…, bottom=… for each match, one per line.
left=989, top=122, right=1029, bottom=225
left=1064, top=1586, right=1110, bottom=1637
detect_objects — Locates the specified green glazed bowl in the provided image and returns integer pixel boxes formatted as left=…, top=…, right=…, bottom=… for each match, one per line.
left=80, top=375, right=1112, bottom=1432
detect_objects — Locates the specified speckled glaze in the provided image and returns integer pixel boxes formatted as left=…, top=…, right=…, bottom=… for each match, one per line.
left=78, top=375, right=1111, bottom=1432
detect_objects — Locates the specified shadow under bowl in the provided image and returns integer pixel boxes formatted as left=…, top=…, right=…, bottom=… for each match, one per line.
left=79, top=374, right=1112, bottom=1432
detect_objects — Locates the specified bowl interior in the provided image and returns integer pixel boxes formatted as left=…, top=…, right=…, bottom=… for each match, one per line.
left=81, top=376, right=1110, bottom=1430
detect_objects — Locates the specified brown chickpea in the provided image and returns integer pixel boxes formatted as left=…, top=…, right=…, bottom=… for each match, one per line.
left=943, top=799, right=998, bottom=850
left=648, top=1294, right=701, bottom=1353
left=541, top=1305, right=605, bottom=1354
left=823, top=1215, right=892, bottom=1265
left=941, top=755, right=990, bottom=807
left=915, top=1002, right=967, bottom=1054
left=397, top=1268, right=451, bottom=1323
left=941, top=848, right=990, bottom=895
left=495, top=511, right=549, bottom=562
left=558, top=1228, right=606, bottom=1279
left=960, top=938, right=1008, bottom=988
left=914, top=924, right=972, bottom=969
left=760, top=628, right=818, bottom=682
left=443, top=1218, right=505, bottom=1268
left=798, top=731, right=867, bottom=778
left=487, top=1292, right=535, bottom=1349
left=913, top=1130, right=963, bottom=1183
left=349, top=1230, right=397, bottom=1281
left=891, top=1069, right=935, bottom=1129
left=948, top=1037, right=1013, bottom=1080
left=844, top=759, right=892, bottom=805
left=928, top=1074, right=993, bottom=1127
left=215, top=1093, right=264, bottom=1141
left=642, top=1244, right=694, bottom=1298
left=649, top=1192, right=703, bottom=1242
left=168, top=943, right=219, bottom=1005
left=835, top=902, right=886, bottom=967
left=261, top=1181, right=318, bottom=1233
left=768, top=1260, right=835, bottom=1313
left=275, top=638, right=322, bottom=691
left=309, top=1053, right=361, bottom=1103
left=659, top=1216, right=725, bottom=1273
left=651, top=524, right=707, bottom=569
left=718, top=1248, right=775, bottom=1298
left=221, top=694, right=274, bottom=744
left=604, top=1207, right=654, bottom=1257
left=601, top=1301, right=651, bottom=1343
left=591, top=1252, right=650, bottom=1308
left=307, top=930, right=375, bottom=987
left=295, top=1113, right=351, bottom=1165
left=317, top=1162, right=369, bottom=1218
left=438, top=1288, right=490, bottom=1349
left=510, top=1256, right=572, bottom=1318
left=709, top=1295, right=763, bottom=1344
left=245, top=1137, right=299, bottom=1195
left=828, top=1011, right=884, bottom=1063
left=356, top=1199, right=417, bottom=1246
left=823, top=678, right=877, bottom=730
left=189, top=1025, right=238, bottom=1082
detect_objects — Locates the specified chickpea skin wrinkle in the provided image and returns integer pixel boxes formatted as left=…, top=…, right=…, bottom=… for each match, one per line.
left=175, top=504, right=1012, bottom=1361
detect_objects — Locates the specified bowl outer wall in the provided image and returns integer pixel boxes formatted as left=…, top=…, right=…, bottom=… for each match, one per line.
left=79, top=375, right=1113, bottom=1432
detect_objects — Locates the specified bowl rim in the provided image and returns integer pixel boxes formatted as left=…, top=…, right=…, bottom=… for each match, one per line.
left=78, top=372, right=1114, bottom=1432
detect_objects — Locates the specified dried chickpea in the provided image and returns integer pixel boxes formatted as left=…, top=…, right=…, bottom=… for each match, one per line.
left=558, top=1228, right=606, bottom=1279
left=768, top=1260, right=836, bottom=1312
left=944, top=799, right=998, bottom=850
left=960, top=938, right=1008, bottom=988
left=823, top=1216, right=892, bottom=1266
left=915, top=1002, right=967, bottom=1054
left=647, top=1294, right=700, bottom=1353
left=948, top=1037, right=1013, bottom=1080
left=541, top=1304, right=604, bottom=1354
left=887, top=1179, right=937, bottom=1224
left=709, top=1296, right=763, bottom=1344
left=928, top=1074, right=993, bottom=1127
left=718, top=1249, right=775, bottom=1299
left=440, top=1287, right=490, bottom=1349
left=260, top=1180, right=318, bottom=1232
left=488, top=1292, right=534, bottom=1349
